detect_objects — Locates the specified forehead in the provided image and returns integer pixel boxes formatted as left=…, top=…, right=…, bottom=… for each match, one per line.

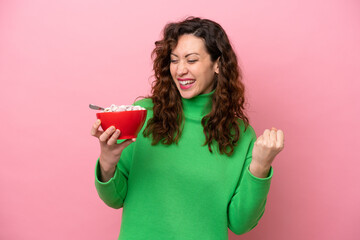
left=171, top=34, right=207, bottom=55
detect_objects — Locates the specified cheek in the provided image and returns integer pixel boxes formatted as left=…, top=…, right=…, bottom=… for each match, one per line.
left=170, top=65, right=176, bottom=78
left=199, top=69, right=214, bottom=83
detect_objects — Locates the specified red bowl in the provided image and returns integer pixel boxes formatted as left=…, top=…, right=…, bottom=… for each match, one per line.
left=96, top=110, right=147, bottom=139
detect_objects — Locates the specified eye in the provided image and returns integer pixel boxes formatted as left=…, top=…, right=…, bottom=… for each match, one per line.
left=170, top=59, right=178, bottom=63
left=188, top=60, right=198, bottom=63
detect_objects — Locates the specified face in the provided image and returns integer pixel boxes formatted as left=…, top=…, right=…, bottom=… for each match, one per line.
left=170, top=34, right=219, bottom=99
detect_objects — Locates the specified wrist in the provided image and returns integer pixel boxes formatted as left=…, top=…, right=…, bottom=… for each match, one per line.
left=98, top=160, right=116, bottom=182
left=99, top=157, right=117, bottom=174
left=249, top=161, right=271, bottom=178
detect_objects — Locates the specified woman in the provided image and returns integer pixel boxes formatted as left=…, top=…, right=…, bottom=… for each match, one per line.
left=91, top=16, right=284, bottom=240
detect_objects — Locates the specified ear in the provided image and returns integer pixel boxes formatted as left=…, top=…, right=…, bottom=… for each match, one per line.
left=213, top=57, right=220, bottom=74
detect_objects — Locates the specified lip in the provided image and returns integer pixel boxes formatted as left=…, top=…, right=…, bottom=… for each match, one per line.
left=178, top=78, right=195, bottom=81
left=178, top=78, right=196, bottom=90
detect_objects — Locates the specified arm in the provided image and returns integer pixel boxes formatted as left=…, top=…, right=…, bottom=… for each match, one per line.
left=95, top=140, right=135, bottom=209
left=227, top=136, right=273, bottom=235
left=93, top=99, right=150, bottom=209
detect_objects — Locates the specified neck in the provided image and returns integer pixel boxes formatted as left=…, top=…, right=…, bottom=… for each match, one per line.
left=181, top=90, right=215, bottom=119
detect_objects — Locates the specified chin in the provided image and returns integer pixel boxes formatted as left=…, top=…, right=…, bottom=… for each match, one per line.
left=178, top=90, right=198, bottom=99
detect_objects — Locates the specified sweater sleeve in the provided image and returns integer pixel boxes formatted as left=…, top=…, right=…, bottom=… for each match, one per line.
left=94, top=140, right=134, bottom=209
left=227, top=130, right=273, bottom=235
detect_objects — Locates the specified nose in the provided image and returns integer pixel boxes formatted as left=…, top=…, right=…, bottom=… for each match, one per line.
left=176, top=61, right=188, bottom=76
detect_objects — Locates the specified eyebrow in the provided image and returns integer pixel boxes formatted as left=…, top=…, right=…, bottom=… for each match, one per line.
left=170, top=53, right=200, bottom=57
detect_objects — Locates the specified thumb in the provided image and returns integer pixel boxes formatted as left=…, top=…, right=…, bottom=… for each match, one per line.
left=119, top=138, right=136, bottom=151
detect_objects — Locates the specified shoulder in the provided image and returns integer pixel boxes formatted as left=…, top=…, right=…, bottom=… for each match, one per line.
left=133, top=98, right=153, bottom=110
left=236, top=118, right=257, bottom=141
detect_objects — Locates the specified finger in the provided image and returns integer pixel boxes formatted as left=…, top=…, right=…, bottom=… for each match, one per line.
left=99, top=126, right=116, bottom=142
left=276, top=129, right=284, bottom=149
left=119, top=138, right=136, bottom=151
left=263, top=129, right=270, bottom=144
left=91, top=119, right=103, bottom=138
left=107, top=129, right=121, bottom=145
left=255, top=135, right=263, bottom=145
left=271, top=127, right=277, bottom=131
left=270, top=128, right=277, bottom=147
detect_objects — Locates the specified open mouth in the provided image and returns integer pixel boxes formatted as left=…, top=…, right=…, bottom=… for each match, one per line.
left=179, top=80, right=195, bottom=86
left=178, top=79, right=196, bottom=90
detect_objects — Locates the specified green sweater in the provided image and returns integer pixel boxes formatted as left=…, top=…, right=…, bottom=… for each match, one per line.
left=95, top=90, right=273, bottom=240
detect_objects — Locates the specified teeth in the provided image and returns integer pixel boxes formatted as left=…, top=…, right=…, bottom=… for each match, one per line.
left=179, top=80, right=195, bottom=86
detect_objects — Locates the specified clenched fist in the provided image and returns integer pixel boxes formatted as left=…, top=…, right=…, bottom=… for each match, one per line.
left=249, top=127, right=285, bottom=178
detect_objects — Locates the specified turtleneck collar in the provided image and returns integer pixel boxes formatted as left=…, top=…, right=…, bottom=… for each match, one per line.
left=181, top=89, right=215, bottom=119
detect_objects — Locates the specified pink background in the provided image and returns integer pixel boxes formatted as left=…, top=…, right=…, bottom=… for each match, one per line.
left=1, top=0, right=359, bottom=239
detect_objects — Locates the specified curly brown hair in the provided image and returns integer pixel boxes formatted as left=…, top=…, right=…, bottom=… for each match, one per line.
left=143, top=16, right=250, bottom=156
